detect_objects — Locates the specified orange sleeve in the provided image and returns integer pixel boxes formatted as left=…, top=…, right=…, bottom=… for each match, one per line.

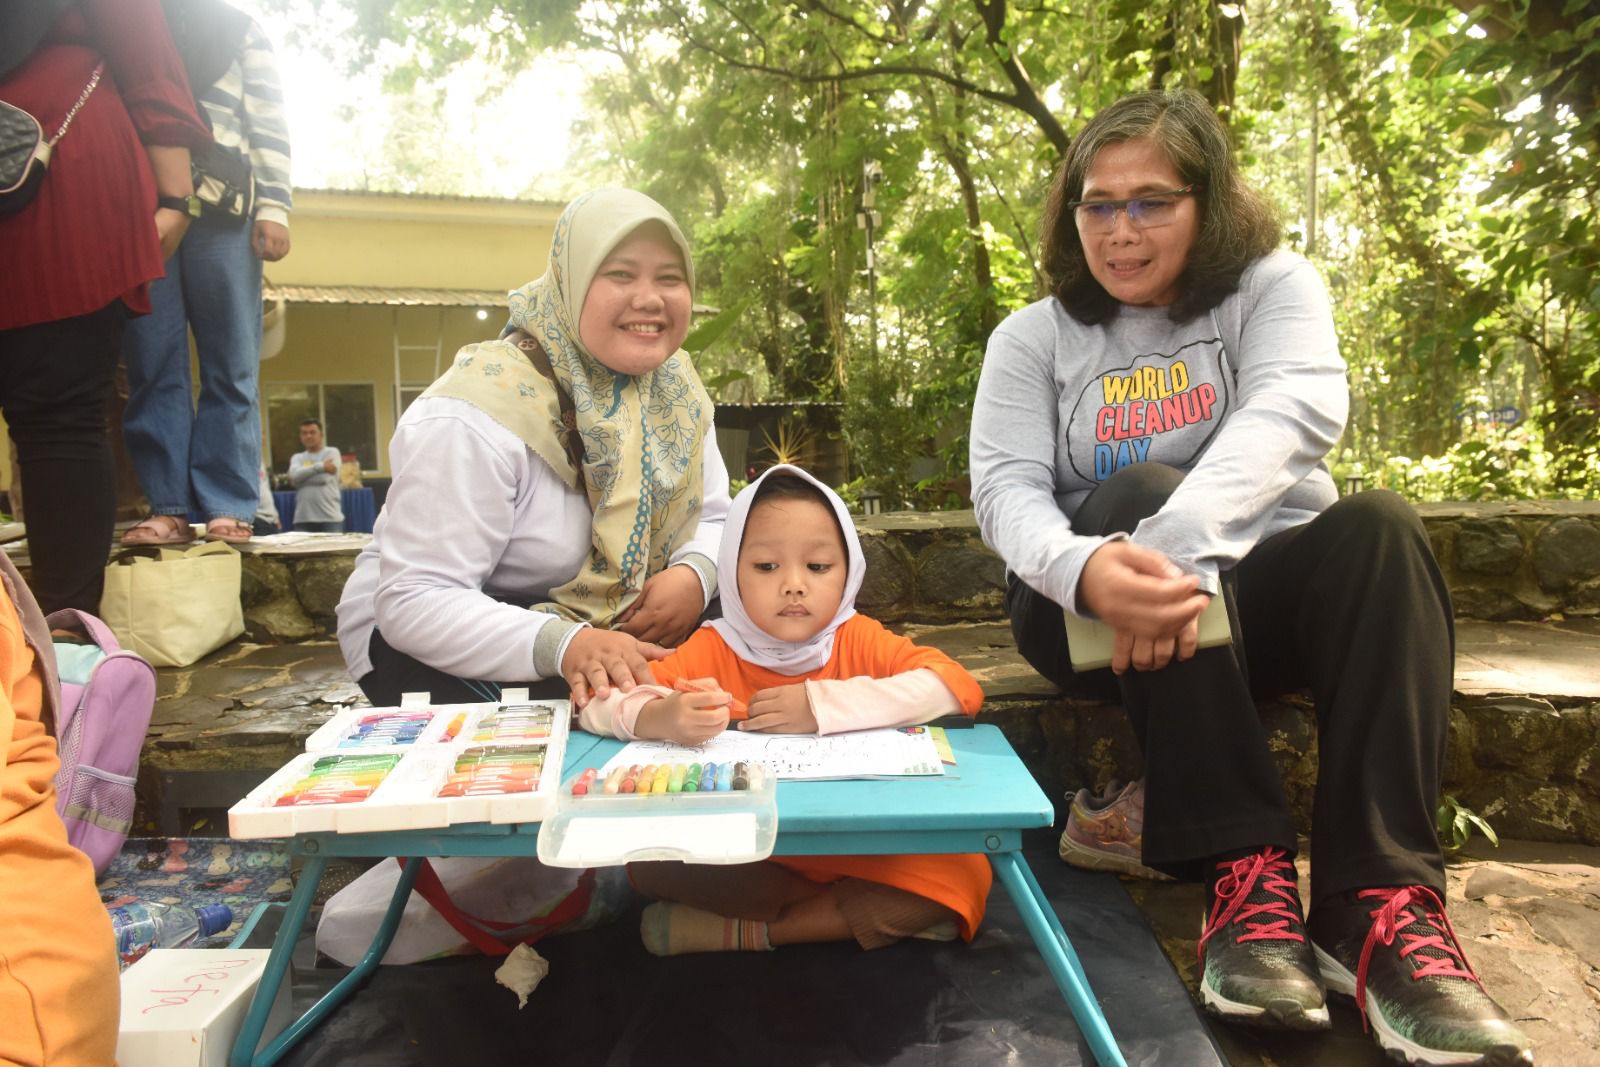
left=649, top=631, right=751, bottom=718
left=0, top=592, right=119, bottom=1067
left=839, top=616, right=984, bottom=716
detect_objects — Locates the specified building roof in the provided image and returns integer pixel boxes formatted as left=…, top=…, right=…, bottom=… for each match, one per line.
left=264, top=283, right=507, bottom=307
left=295, top=187, right=565, bottom=210
left=264, top=282, right=719, bottom=316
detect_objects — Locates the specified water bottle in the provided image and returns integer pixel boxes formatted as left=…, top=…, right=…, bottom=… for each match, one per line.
left=108, top=900, right=233, bottom=969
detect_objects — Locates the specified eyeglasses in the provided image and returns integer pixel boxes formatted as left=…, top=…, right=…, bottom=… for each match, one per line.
left=1068, top=184, right=1202, bottom=233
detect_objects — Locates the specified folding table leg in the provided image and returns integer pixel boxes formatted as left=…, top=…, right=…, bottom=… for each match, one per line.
left=230, top=853, right=325, bottom=1067
left=230, top=856, right=423, bottom=1067
left=991, top=852, right=1128, bottom=1067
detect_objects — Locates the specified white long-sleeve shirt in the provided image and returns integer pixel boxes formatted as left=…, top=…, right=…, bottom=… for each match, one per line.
left=336, top=395, right=731, bottom=682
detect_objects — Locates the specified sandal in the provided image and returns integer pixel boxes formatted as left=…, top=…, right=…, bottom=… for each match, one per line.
left=120, top=514, right=195, bottom=546
left=205, top=518, right=252, bottom=544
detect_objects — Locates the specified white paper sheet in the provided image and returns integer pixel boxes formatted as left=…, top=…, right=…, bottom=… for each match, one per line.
left=598, top=725, right=946, bottom=781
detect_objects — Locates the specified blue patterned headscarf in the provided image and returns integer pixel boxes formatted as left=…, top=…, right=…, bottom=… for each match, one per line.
left=422, top=189, right=713, bottom=626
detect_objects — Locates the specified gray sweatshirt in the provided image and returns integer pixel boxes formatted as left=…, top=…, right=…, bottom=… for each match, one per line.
left=970, top=249, right=1347, bottom=612
left=288, top=447, right=344, bottom=523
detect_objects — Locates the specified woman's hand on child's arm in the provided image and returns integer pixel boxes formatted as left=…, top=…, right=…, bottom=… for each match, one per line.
left=616, top=565, right=704, bottom=646
left=635, top=689, right=731, bottom=746
left=740, top=684, right=817, bottom=734
left=561, top=629, right=669, bottom=708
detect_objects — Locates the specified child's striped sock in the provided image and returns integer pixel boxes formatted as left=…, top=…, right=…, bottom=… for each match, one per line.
left=639, top=901, right=773, bottom=956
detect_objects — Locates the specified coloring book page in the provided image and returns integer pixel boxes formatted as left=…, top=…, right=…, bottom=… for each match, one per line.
left=599, top=726, right=947, bottom=781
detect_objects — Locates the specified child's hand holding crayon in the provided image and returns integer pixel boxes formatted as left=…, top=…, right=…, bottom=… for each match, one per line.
left=672, top=676, right=747, bottom=716
left=635, top=677, right=738, bottom=746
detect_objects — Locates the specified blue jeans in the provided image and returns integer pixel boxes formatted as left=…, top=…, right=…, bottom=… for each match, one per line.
left=123, top=216, right=263, bottom=522
left=294, top=520, right=345, bottom=533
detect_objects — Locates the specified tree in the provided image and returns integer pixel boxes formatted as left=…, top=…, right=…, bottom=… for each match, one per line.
left=328, top=0, right=1600, bottom=501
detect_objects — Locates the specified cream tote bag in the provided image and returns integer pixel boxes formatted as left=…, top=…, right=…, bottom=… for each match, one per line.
left=100, top=542, right=245, bottom=667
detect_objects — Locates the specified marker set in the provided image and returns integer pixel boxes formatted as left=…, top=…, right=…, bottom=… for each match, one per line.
left=229, top=690, right=569, bottom=838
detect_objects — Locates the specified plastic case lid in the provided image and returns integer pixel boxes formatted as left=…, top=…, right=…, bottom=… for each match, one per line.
left=537, top=764, right=778, bottom=868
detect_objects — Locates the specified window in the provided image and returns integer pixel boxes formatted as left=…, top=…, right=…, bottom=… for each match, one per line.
left=265, top=383, right=378, bottom=474
left=398, top=385, right=427, bottom=418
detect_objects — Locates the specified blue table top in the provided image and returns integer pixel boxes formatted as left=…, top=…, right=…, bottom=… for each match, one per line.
left=287, top=725, right=1055, bottom=859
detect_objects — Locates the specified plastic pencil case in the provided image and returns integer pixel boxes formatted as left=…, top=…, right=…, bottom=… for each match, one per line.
left=229, top=688, right=570, bottom=837
left=536, top=763, right=778, bottom=868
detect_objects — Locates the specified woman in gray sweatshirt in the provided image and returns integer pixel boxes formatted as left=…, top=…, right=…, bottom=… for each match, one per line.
left=970, top=90, right=1529, bottom=1067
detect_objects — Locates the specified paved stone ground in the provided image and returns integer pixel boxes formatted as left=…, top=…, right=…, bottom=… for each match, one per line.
left=143, top=632, right=1600, bottom=1064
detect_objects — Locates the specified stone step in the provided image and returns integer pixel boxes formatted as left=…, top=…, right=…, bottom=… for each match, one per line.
left=131, top=618, right=1600, bottom=849
left=901, top=617, right=1600, bottom=848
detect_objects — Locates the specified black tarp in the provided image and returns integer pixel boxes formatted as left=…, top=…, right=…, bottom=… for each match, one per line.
left=262, top=836, right=1224, bottom=1066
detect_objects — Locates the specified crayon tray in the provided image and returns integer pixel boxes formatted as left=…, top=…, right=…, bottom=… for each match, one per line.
left=304, top=694, right=564, bottom=752
left=228, top=692, right=570, bottom=838
left=536, top=763, right=778, bottom=869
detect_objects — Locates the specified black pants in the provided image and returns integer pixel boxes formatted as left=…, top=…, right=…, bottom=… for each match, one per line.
left=1006, top=463, right=1451, bottom=906
left=0, top=303, right=123, bottom=614
left=358, top=627, right=568, bottom=708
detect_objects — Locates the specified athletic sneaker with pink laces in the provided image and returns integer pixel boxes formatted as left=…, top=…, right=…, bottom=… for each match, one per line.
left=1057, top=778, right=1171, bottom=881
left=1310, top=885, right=1533, bottom=1066
left=1198, top=845, right=1329, bottom=1031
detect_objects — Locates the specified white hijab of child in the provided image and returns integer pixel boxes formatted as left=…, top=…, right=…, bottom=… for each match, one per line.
left=706, top=464, right=867, bottom=675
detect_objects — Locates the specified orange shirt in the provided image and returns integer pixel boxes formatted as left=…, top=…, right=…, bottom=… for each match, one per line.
left=0, top=568, right=120, bottom=1065
left=646, top=615, right=992, bottom=940
left=653, top=614, right=984, bottom=719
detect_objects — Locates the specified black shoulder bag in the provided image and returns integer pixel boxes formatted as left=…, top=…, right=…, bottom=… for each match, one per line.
left=0, top=62, right=102, bottom=217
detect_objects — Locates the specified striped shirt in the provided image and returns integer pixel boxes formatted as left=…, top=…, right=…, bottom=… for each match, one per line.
left=197, top=18, right=291, bottom=225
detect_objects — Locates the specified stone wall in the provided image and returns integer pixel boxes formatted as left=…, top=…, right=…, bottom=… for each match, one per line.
left=1009, top=691, right=1600, bottom=848
left=858, top=500, right=1600, bottom=624
left=239, top=498, right=1600, bottom=642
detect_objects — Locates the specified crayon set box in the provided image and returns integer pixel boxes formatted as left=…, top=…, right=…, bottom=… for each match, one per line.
left=227, top=690, right=569, bottom=838
left=537, top=759, right=778, bottom=868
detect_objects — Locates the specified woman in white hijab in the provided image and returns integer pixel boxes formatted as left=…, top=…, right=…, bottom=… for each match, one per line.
left=335, top=189, right=731, bottom=707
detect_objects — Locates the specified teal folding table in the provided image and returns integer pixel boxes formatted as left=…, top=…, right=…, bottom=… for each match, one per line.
left=229, top=724, right=1128, bottom=1067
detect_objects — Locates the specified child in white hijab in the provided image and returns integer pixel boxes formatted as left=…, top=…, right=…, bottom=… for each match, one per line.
left=579, top=465, right=992, bottom=955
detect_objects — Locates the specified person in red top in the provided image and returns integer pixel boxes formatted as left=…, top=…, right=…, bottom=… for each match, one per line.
left=0, top=0, right=210, bottom=614
left=580, top=465, right=992, bottom=956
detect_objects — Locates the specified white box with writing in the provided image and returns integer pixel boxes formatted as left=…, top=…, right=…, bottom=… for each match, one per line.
left=117, top=949, right=292, bottom=1067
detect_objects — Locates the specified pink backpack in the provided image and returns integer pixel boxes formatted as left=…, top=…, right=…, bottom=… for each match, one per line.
left=46, top=609, right=157, bottom=875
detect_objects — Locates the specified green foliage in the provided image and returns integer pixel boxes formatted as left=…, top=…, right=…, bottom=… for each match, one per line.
left=1438, top=794, right=1499, bottom=853
left=338, top=0, right=1600, bottom=504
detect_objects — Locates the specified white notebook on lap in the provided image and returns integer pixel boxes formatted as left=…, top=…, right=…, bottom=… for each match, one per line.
left=1064, top=593, right=1232, bottom=672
